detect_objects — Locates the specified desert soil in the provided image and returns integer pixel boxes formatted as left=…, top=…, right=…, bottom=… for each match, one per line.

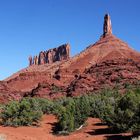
left=0, top=115, right=131, bottom=140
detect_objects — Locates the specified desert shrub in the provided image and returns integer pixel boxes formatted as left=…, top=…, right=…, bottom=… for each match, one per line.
left=74, top=95, right=90, bottom=128
left=55, top=95, right=90, bottom=133
left=1, top=98, right=43, bottom=126
left=103, top=91, right=140, bottom=132
left=87, top=94, right=99, bottom=117
left=91, top=95, right=115, bottom=121
left=133, top=87, right=140, bottom=95
left=55, top=91, right=120, bottom=134
left=89, top=89, right=120, bottom=121
left=51, top=84, right=62, bottom=93
left=52, top=97, right=72, bottom=116
left=86, top=89, right=140, bottom=133
left=0, top=104, right=3, bottom=110
left=58, top=110, right=74, bottom=135
left=57, top=101, right=75, bottom=133
left=54, top=97, right=71, bottom=107
left=34, top=98, right=54, bottom=114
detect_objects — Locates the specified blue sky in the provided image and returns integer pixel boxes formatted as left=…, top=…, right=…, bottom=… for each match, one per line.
left=0, top=0, right=140, bottom=80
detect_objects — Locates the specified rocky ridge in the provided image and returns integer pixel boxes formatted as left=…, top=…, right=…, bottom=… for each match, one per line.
left=1, top=14, right=140, bottom=102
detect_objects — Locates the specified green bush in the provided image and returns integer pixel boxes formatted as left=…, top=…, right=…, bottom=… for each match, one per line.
left=51, top=84, right=62, bottom=93
left=1, top=98, right=43, bottom=126
left=55, top=96, right=90, bottom=133
left=0, top=104, right=3, bottom=110
left=74, top=95, right=90, bottom=128
left=58, top=106, right=75, bottom=133
left=1, top=87, right=140, bottom=134
left=91, top=95, right=115, bottom=120
left=34, top=98, right=54, bottom=114
left=52, top=97, right=72, bottom=116
left=103, top=91, right=140, bottom=132
left=55, top=98, right=75, bottom=132
left=88, top=89, right=140, bottom=133
left=89, top=89, right=120, bottom=121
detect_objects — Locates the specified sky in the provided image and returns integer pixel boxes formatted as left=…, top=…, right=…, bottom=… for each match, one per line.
left=0, top=0, right=140, bottom=80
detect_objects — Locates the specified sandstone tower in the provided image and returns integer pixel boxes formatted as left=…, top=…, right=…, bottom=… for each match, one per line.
left=103, top=14, right=112, bottom=36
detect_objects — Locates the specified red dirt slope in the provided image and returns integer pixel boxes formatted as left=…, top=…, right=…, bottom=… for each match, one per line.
left=0, top=115, right=131, bottom=140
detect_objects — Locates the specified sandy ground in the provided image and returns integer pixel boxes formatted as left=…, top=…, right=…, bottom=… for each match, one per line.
left=0, top=115, right=131, bottom=140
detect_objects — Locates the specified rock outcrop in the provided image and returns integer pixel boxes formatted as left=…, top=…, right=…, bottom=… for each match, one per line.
left=0, top=81, right=24, bottom=103
left=67, top=58, right=140, bottom=96
left=29, top=43, right=70, bottom=66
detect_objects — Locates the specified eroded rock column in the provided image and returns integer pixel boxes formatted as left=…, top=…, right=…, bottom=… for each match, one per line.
left=103, top=14, right=112, bottom=36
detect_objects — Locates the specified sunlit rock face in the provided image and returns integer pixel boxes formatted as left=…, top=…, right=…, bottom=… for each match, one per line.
left=29, top=43, right=70, bottom=66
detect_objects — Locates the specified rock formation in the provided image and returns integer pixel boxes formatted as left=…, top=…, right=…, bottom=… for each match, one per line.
left=67, top=58, right=140, bottom=96
left=103, top=14, right=112, bottom=36
left=38, top=52, right=46, bottom=65
left=1, top=14, right=140, bottom=103
left=29, top=44, right=70, bottom=66
left=0, top=81, right=24, bottom=103
left=28, top=56, right=32, bottom=66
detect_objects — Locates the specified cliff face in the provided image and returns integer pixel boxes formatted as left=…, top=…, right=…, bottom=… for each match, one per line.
left=29, top=43, right=70, bottom=66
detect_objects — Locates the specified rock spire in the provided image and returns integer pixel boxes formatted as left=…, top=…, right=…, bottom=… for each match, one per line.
left=103, top=14, right=112, bottom=36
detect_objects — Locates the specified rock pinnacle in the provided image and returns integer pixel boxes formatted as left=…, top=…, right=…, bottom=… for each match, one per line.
left=103, top=14, right=112, bottom=36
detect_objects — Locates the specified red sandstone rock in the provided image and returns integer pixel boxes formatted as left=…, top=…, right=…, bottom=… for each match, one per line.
left=29, top=44, right=70, bottom=66
left=1, top=14, right=140, bottom=102
left=24, top=82, right=66, bottom=99
left=28, top=56, right=32, bottom=66
left=103, top=14, right=112, bottom=36
left=67, top=58, right=140, bottom=96
left=0, top=81, right=24, bottom=103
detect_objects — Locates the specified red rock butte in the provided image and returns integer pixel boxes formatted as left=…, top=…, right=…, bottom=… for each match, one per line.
left=1, top=14, right=140, bottom=103
left=28, top=43, right=70, bottom=66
